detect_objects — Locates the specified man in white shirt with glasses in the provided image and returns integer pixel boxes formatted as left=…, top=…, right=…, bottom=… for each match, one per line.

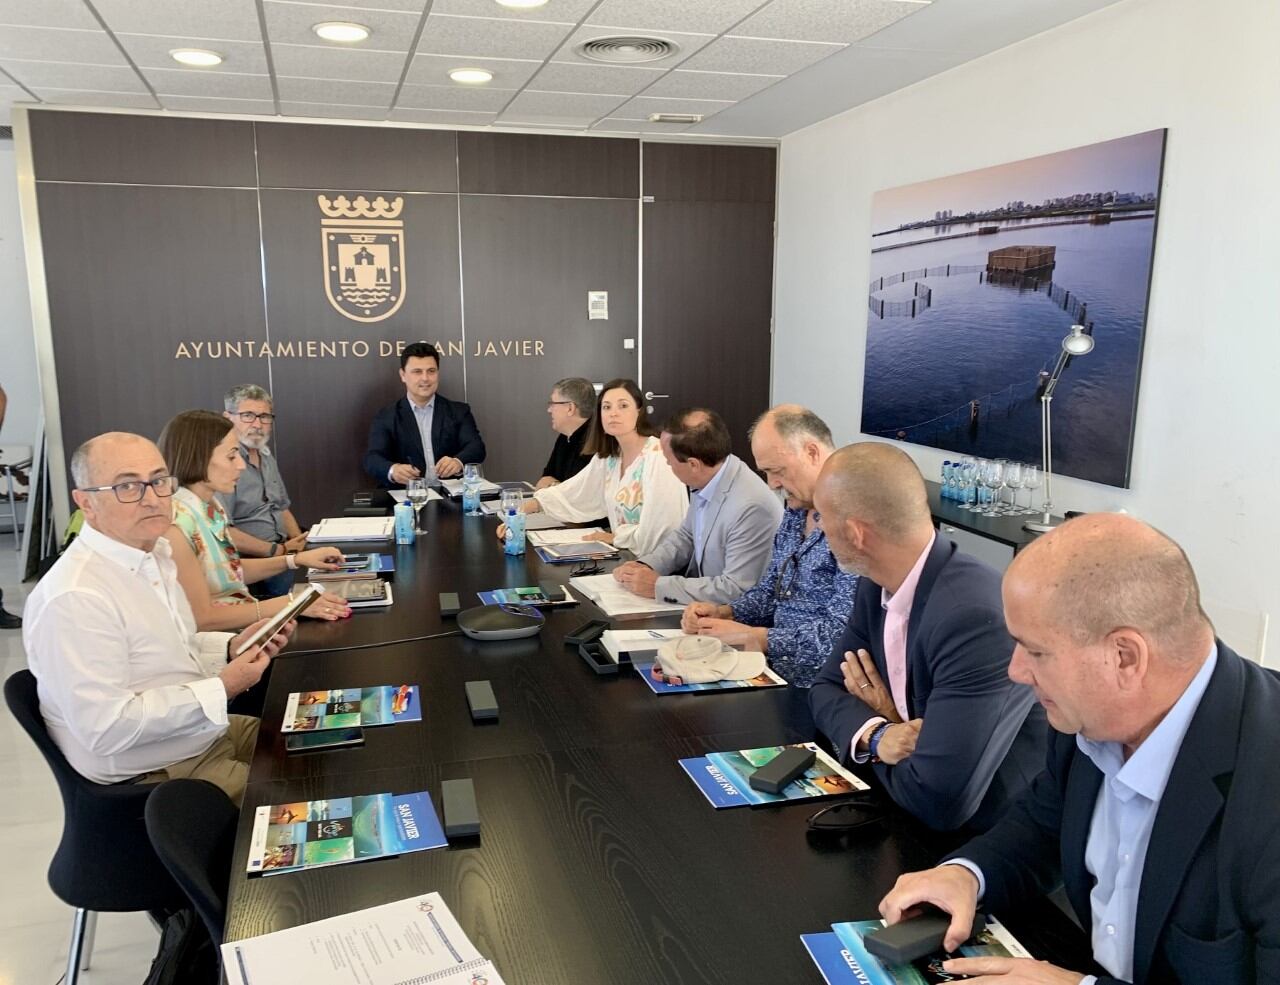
left=23, top=432, right=293, bottom=804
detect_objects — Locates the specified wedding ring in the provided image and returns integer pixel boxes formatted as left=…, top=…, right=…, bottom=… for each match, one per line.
left=859, top=682, right=872, bottom=690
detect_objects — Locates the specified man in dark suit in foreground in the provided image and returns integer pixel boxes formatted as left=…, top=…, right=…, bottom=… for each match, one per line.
left=810, top=442, right=1046, bottom=832
left=364, top=342, right=485, bottom=487
left=880, top=513, right=1280, bottom=985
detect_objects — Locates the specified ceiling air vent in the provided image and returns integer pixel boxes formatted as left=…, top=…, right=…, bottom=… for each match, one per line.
left=648, top=113, right=703, bottom=125
left=0, top=126, right=12, bottom=141
left=577, top=36, right=678, bottom=64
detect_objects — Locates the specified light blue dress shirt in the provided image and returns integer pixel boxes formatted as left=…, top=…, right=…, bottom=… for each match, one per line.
left=389, top=396, right=435, bottom=482
left=691, top=454, right=732, bottom=571
left=948, top=645, right=1218, bottom=984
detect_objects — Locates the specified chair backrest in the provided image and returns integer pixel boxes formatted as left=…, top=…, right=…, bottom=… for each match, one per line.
left=4, top=669, right=182, bottom=912
left=145, top=779, right=239, bottom=943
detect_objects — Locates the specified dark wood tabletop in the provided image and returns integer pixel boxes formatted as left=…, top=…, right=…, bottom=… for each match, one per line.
left=222, top=495, right=1092, bottom=983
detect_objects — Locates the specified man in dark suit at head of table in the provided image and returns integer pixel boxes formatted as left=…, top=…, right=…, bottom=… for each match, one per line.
left=364, top=341, right=486, bottom=488
left=809, top=441, right=1047, bottom=833
left=879, top=513, right=1280, bottom=985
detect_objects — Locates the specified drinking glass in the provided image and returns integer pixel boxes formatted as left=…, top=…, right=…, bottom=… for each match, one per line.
left=500, top=488, right=525, bottom=516
left=963, top=459, right=988, bottom=511
left=462, top=463, right=484, bottom=516
left=1021, top=464, right=1042, bottom=515
left=1002, top=461, right=1023, bottom=515
left=406, top=478, right=428, bottom=532
left=981, top=460, right=1005, bottom=517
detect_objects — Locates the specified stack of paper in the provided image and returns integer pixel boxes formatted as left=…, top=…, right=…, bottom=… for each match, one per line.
left=439, top=477, right=503, bottom=497
left=389, top=488, right=443, bottom=503
left=569, top=574, right=686, bottom=618
left=600, top=628, right=687, bottom=663
left=222, top=893, right=505, bottom=985
left=527, top=527, right=607, bottom=546
left=308, top=516, right=395, bottom=542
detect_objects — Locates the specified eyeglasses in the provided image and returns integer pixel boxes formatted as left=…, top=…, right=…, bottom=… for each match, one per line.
left=571, top=560, right=603, bottom=577
left=547, top=400, right=573, bottom=409
left=235, top=411, right=276, bottom=424
left=79, top=475, right=179, bottom=504
left=775, top=551, right=802, bottom=600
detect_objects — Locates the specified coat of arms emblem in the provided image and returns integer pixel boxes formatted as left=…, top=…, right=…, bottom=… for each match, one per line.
left=319, top=193, right=406, bottom=322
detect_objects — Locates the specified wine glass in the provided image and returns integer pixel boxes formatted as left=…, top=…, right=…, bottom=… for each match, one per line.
left=406, top=478, right=428, bottom=532
left=1002, top=461, right=1023, bottom=515
left=500, top=488, right=525, bottom=516
left=965, top=459, right=990, bottom=511
left=981, top=460, right=1005, bottom=517
left=1021, top=464, right=1042, bottom=515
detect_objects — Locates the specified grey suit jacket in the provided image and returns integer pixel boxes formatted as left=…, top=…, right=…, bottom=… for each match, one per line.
left=636, top=455, right=783, bottom=605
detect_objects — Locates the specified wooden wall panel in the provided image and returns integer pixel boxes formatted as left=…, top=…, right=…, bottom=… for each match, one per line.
left=254, top=122, right=458, bottom=193
left=37, top=182, right=268, bottom=461
left=458, top=132, right=638, bottom=199
left=460, top=195, right=639, bottom=482
left=29, top=110, right=257, bottom=186
left=643, top=143, right=776, bottom=204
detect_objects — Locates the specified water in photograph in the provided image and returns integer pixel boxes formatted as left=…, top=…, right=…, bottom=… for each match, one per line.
left=860, top=215, right=1157, bottom=487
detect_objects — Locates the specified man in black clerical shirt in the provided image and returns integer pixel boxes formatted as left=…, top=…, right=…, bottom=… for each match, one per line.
left=536, top=377, right=595, bottom=489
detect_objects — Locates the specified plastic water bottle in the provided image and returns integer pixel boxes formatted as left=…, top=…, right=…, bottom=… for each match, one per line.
left=941, top=461, right=952, bottom=500
left=503, top=507, right=526, bottom=556
left=394, top=500, right=415, bottom=545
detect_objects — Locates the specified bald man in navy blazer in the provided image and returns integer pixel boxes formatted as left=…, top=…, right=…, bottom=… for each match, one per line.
left=880, top=514, right=1280, bottom=985
left=364, top=341, right=484, bottom=488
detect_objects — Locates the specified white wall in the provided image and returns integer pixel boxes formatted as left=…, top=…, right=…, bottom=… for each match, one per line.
left=0, top=139, right=39, bottom=452
left=773, top=0, right=1280, bottom=665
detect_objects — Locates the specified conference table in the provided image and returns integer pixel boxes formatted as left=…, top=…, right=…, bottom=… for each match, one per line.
left=222, top=495, right=1092, bottom=983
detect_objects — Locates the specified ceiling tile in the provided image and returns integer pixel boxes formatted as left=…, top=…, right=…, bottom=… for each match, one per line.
left=144, top=68, right=274, bottom=98
left=0, top=27, right=126, bottom=64
left=852, top=0, right=1080, bottom=53
left=263, top=2, right=421, bottom=50
left=733, top=0, right=924, bottom=44
left=430, top=0, right=593, bottom=22
left=528, top=61, right=664, bottom=97
left=552, top=25, right=714, bottom=69
left=416, top=14, right=573, bottom=61
left=592, top=116, right=692, bottom=134
left=118, top=34, right=270, bottom=72
left=680, top=36, right=841, bottom=74
left=1, top=59, right=147, bottom=93
left=641, top=68, right=780, bottom=101
left=609, top=95, right=733, bottom=121
left=396, top=82, right=514, bottom=112
left=93, top=0, right=264, bottom=42
left=271, top=43, right=408, bottom=82
left=585, top=0, right=765, bottom=36
left=35, top=89, right=160, bottom=108
left=406, top=52, right=541, bottom=89
left=276, top=0, right=427, bottom=11
left=498, top=89, right=627, bottom=125
left=0, top=0, right=100, bottom=30
left=387, top=106, right=496, bottom=125
left=278, top=100, right=390, bottom=120
left=160, top=95, right=277, bottom=114
left=277, top=76, right=396, bottom=105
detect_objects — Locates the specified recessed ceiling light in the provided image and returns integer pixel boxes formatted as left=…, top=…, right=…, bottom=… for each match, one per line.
left=170, top=48, right=223, bottom=67
left=449, top=68, right=494, bottom=85
left=313, top=21, right=371, bottom=43
left=495, top=0, right=549, bottom=8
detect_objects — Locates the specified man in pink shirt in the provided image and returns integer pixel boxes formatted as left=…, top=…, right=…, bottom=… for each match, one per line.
left=809, top=442, right=1047, bottom=832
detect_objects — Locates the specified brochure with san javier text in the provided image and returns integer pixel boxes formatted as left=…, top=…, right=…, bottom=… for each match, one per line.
left=802, top=916, right=1031, bottom=984
left=281, top=685, right=421, bottom=732
left=679, top=742, right=868, bottom=808
left=246, top=790, right=445, bottom=875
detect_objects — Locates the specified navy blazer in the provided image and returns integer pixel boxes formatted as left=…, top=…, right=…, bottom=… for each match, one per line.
left=951, top=642, right=1280, bottom=985
left=810, top=536, right=1047, bottom=832
left=364, top=394, right=486, bottom=488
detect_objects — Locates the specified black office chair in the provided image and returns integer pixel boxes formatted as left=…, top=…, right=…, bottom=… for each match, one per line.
left=4, top=670, right=183, bottom=985
left=145, top=779, right=238, bottom=944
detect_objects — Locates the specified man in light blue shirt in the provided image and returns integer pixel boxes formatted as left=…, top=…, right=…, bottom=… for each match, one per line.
left=877, top=514, right=1280, bottom=985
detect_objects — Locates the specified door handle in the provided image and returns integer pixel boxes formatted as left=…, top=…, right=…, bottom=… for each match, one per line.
left=644, top=391, right=669, bottom=400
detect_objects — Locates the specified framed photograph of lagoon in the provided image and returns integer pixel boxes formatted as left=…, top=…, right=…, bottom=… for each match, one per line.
left=860, top=129, right=1167, bottom=488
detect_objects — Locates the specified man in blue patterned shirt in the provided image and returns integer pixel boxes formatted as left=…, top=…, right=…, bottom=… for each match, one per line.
left=681, top=405, right=857, bottom=686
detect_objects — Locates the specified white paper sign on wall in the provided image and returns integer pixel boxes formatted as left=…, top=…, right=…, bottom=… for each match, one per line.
left=588, top=291, right=609, bottom=320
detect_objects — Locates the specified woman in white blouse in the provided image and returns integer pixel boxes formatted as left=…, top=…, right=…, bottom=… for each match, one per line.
left=512, top=378, right=688, bottom=557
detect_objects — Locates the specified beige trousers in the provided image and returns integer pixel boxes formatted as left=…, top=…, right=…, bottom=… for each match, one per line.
left=135, top=715, right=260, bottom=805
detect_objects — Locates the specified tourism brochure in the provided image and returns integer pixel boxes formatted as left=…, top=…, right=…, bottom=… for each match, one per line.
left=633, top=659, right=786, bottom=694
left=246, top=790, right=446, bottom=875
left=476, top=585, right=578, bottom=607
left=281, top=685, right=422, bottom=732
left=222, top=892, right=506, bottom=985
left=802, top=915, right=1031, bottom=985
left=309, top=552, right=395, bottom=582
left=679, top=742, right=868, bottom=809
